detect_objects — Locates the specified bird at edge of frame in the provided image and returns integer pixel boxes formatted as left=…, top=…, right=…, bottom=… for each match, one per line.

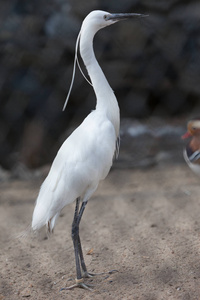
left=182, top=118, right=200, bottom=176
left=31, top=10, right=148, bottom=291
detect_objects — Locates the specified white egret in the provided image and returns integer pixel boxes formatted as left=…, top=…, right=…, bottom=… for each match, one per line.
left=32, top=10, right=146, bottom=290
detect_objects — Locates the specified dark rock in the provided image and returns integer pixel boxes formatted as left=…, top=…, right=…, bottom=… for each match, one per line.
left=0, top=2, right=199, bottom=169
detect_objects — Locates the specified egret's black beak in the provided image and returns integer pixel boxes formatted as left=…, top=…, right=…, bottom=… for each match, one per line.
left=105, top=13, right=148, bottom=22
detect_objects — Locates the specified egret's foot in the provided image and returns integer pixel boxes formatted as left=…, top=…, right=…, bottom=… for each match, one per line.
left=83, top=269, right=118, bottom=278
left=60, top=278, right=94, bottom=291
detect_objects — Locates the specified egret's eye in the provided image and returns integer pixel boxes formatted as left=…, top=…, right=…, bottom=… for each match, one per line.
left=104, top=15, right=109, bottom=21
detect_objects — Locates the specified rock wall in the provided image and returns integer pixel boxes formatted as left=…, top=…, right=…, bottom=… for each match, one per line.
left=0, top=0, right=199, bottom=168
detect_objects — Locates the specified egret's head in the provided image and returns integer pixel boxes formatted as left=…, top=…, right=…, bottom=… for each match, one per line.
left=83, top=10, right=147, bottom=31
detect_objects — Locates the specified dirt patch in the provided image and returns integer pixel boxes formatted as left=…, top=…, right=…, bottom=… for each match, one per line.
left=1, top=164, right=200, bottom=299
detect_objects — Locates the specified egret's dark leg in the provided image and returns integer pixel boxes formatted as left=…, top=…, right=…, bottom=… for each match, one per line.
left=61, top=199, right=93, bottom=291
left=60, top=199, right=117, bottom=292
left=74, top=201, right=92, bottom=278
left=76, top=203, right=117, bottom=279
left=74, top=197, right=81, bottom=220
left=73, top=202, right=94, bottom=277
left=72, top=200, right=88, bottom=278
left=71, top=198, right=82, bottom=281
left=71, top=198, right=88, bottom=274
left=77, top=235, right=87, bottom=273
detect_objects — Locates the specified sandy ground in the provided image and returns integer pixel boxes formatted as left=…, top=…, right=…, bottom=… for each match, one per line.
left=1, top=163, right=200, bottom=300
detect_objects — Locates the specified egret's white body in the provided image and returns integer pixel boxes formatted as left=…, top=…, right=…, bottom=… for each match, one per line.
left=32, top=110, right=117, bottom=231
left=31, top=10, right=145, bottom=290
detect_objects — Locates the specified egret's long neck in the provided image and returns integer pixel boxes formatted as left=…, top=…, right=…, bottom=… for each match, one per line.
left=79, top=25, right=120, bottom=138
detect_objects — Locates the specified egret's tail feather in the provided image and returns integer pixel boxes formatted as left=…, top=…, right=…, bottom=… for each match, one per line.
left=32, top=202, right=50, bottom=231
left=15, top=225, right=33, bottom=239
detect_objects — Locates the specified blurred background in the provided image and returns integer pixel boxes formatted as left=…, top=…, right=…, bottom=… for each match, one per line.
left=0, top=0, right=200, bottom=178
